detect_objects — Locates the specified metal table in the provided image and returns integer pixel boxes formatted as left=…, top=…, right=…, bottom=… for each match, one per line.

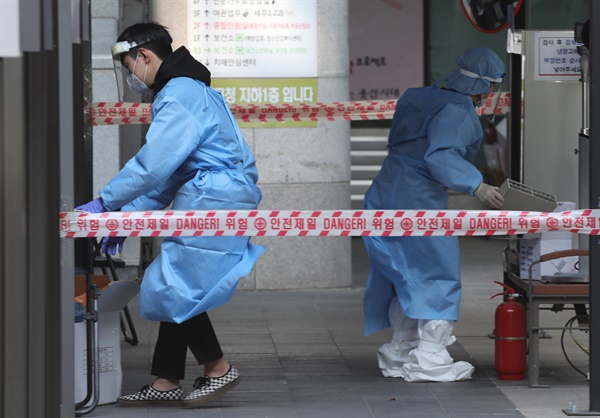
left=504, top=249, right=589, bottom=387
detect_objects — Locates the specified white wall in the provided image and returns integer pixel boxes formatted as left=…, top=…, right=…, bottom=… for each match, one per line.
left=151, top=0, right=351, bottom=290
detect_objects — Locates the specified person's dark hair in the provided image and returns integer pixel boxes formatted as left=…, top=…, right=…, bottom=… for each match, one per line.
left=117, top=22, right=173, bottom=63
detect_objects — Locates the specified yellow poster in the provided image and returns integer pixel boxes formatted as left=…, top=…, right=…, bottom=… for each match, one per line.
left=212, top=78, right=318, bottom=128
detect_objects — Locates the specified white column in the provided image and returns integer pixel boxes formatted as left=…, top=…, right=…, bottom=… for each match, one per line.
left=151, top=0, right=351, bottom=290
left=92, top=0, right=141, bottom=269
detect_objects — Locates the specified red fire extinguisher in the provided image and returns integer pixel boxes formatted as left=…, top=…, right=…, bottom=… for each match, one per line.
left=491, top=281, right=527, bottom=380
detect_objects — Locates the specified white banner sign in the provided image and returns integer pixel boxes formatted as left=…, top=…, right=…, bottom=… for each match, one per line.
left=188, top=0, right=317, bottom=78
left=534, top=31, right=582, bottom=81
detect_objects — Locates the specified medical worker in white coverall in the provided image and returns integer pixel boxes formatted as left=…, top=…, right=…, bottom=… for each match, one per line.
left=362, top=48, right=505, bottom=382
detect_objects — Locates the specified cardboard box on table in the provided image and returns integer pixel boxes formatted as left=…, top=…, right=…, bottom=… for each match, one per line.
left=518, top=202, right=579, bottom=280
left=74, top=275, right=140, bottom=406
left=518, top=237, right=578, bottom=279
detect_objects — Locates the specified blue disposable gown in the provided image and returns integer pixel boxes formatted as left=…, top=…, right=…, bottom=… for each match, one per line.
left=99, top=77, right=265, bottom=323
left=362, top=86, right=484, bottom=335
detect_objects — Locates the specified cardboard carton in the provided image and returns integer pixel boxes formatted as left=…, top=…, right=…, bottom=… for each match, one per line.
left=519, top=239, right=578, bottom=280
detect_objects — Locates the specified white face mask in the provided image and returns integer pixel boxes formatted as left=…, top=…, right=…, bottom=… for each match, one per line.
left=126, top=56, right=149, bottom=94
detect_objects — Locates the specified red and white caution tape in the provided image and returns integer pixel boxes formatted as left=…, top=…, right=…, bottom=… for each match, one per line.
left=476, top=91, right=511, bottom=116
left=60, top=209, right=599, bottom=238
left=85, top=94, right=510, bottom=126
left=86, top=100, right=396, bottom=126
left=87, top=102, right=152, bottom=126
left=227, top=101, right=397, bottom=123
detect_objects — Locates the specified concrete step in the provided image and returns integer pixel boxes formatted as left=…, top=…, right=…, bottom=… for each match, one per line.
left=350, top=165, right=382, bottom=180
left=350, top=136, right=388, bottom=151
left=350, top=129, right=389, bottom=210
left=351, top=150, right=387, bottom=165
left=351, top=196, right=365, bottom=210
left=351, top=127, right=389, bottom=136
left=351, top=179, right=372, bottom=196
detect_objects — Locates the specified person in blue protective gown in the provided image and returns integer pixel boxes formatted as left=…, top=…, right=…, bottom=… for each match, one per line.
left=362, top=48, right=505, bottom=382
left=75, top=22, right=265, bottom=408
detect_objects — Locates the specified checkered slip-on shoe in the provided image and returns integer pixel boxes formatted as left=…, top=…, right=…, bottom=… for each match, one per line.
left=182, top=365, right=241, bottom=408
left=116, top=384, right=184, bottom=407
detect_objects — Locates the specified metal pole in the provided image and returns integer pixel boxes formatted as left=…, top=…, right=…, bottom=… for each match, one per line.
left=58, top=0, right=77, bottom=413
left=508, top=0, right=526, bottom=182
left=589, top=1, right=600, bottom=414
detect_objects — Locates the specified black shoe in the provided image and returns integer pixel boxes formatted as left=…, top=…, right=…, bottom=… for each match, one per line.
left=117, top=384, right=184, bottom=407
left=182, top=366, right=241, bottom=408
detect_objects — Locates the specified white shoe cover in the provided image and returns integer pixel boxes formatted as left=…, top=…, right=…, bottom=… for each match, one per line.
left=378, top=339, right=419, bottom=377
left=377, top=298, right=419, bottom=378
left=401, top=320, right=475, bottom=382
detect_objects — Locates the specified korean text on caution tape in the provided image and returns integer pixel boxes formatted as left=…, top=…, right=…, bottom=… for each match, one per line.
left=60, top=209, right=598, bottom=238
left=85, top=93, right=510, bottom=126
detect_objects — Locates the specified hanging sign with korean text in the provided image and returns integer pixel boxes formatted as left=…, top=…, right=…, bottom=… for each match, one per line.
left=534, top=31, right=582, bottom=81
left=188, top=0, right=317, bottom=78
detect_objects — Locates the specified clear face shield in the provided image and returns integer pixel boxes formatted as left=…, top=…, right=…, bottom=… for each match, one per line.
left=485, top=74, right=505, bottom=106
left=111, top=40, right=147, bottom=101
left=489, top=74, right=505, bottom=94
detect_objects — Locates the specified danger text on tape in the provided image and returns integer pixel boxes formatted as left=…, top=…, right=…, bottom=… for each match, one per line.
left=86, top=94, right=511, bottom=126
left=60, top=209, right=599, bottom=238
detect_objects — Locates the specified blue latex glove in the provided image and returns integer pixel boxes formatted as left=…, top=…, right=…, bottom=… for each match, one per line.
left=75, top=197, right=107, bottom=213
left=102, top=236, right=126, bottom=256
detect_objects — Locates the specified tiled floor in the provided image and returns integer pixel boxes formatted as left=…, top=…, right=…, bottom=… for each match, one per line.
left=82, top=237, right=592, bottom=418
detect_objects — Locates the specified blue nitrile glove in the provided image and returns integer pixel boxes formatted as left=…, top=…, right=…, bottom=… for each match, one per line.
left=102, top=236, right=126, bottom=256
left=75, top=197, right=107, bottom=213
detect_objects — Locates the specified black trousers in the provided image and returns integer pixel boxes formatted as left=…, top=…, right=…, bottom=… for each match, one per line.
left=150, top=312, right=223, bottom=380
